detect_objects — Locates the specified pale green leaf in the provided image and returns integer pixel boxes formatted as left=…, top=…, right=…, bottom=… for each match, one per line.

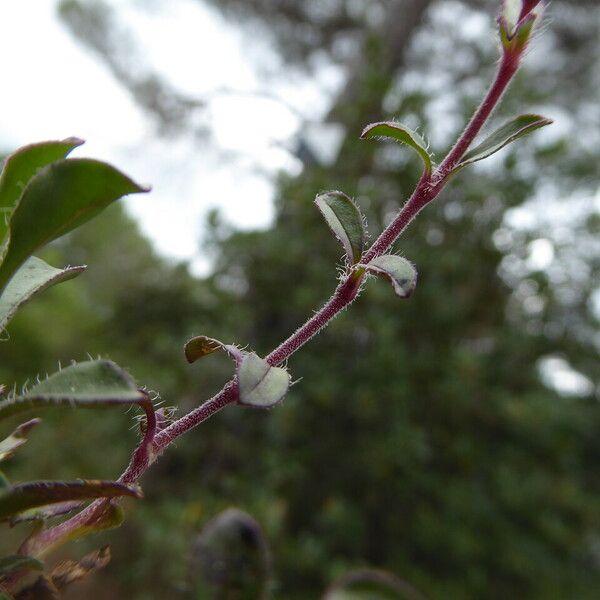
left=361, top=255, right=417, bottom=298
left=458, top=114, right=552, bottom=168
left=238, top=353, right=290, bottom=408
left=315, top=191, right=365, bottom=264
left=0, top=257, right=85, bottom=331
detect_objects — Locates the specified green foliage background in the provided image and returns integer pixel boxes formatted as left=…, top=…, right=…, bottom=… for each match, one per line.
left=1, top=0, right=599, bottom=598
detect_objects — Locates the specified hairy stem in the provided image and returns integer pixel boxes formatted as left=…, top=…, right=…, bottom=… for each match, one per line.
left=26, top=36, right=525, bottom=563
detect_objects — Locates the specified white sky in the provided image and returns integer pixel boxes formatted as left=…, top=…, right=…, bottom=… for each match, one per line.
left=0, top=0, right=339, bottom=274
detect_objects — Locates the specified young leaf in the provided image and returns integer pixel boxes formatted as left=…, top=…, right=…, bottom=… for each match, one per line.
left=315, top=191, right=365, bottom=264
left=0, top=257, right=85, bottom=331
left=360, top=121, right=433, bottom=174
left=457, top=114, right=552, bottom=168
left=361, top=255, right=417, bottom=298
left=238, top=353, right=290, bottom=408
left=0, top=555, right=43, bottom=579
left=0, top=419, right=40, bottom=462
left=0, top=360, right=146, bottom=422
left=0, top=138, right=84, bottom=244
left=0, top=480, right=141, bottom=521
left=184, top=335, right=241, bottom=364
left=0, top=158, right=149, bottom=293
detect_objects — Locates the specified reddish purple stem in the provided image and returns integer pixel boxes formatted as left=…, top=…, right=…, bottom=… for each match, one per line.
left=21, top=27, right=527, bottom=566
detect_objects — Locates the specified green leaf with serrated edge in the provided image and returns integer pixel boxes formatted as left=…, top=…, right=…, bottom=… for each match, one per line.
left=360, top=121, right=432, bottom=173
left=0, top=555, right=43, bottom=579
left=0, top=480, right=141, bottom=521
left=457, top=114, right=552, bottom=168
left=0, top=419, right=40, bottom=462
left=184, top=336, right=241, bottom=364
left=361, top=255, right=417, bottom=299
left=315, top=191, right=365, bottom=264
left=0, top=138, right=84, bottom=245
left=0, top=158, right=149, bottom=293
left=0, top=360, right=146, bottom=422
left=0, top=257, right=85, bottom=331
left=238, top=353, right=290, bottom=408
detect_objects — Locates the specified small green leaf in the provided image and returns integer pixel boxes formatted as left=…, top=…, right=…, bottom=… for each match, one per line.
left=238, top=353, right=290, bottom=408
left=0, top=419, right=40, bottom=462
left=184, top=336, right=241, bottom=364
left=0, top=360, right=146, bottom=422
left=0, top=480, right=141, bottom=521
left=361, top=255, right=417, bottom=298
left=189, top=508, right=271, bottom=600
left=0, top=158, right=149, bottom=293
left=0, top=257, right=85, bottom=331
left=0, top=138, right=83, bottom=244
left=457, top=114, right=552, bottom=168
left=0, top=555, right=43, bottom=579
left=315, top=191, right=365, bottom=264
left=360, top=121, right=432, bottom=173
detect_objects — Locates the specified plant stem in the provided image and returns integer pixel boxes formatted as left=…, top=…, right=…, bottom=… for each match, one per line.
left=25, top=37, right=524, bottom=563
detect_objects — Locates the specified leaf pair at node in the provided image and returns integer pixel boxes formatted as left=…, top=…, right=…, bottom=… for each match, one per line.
left=314, top=191, right=417, bottom=299
left=360, top=114, right=552, bottom=179
left=185, top=336, right=291, bottom=408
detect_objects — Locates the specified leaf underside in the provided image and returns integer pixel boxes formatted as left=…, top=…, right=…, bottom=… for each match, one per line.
left=458, top=113, right=552, bottom=167
left=361, top=255, right=417, bottom=298
left=0, top=257, right=85, bottom=331
left=315, top=191, right=365, bottom=264
left=238, top=353, right=290, bottom=408
left=361, top=121, right=432, bottom=173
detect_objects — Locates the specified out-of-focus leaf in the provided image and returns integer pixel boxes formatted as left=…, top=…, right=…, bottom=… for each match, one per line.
left=0, top=419, right=40, bottom=462
left=9, top=501, right=82, bottom=527
left=21, top=502, right=125, bottom=558
left=12, top=576, right=58, bottom=600
left=361, top=255, right=417, bottom=298
left=456, top=114, right=552, bottom=169
left=0, top=138, right=83, bottom=244
left=238, top=353, right=290, bottom=408
left=360, top=121, right=432, bottom=173
left=324, top=568, right=427, bottom=600
left=184, top=335, right=241, bottom=364
left=0, top=480, right=141, bottom=521
left=0, top=257, right=85, bottom=331
left=189, top=508, right=271, bottom=600
left=50, top=545, right=111, bottom=591
left=0, top=158, right=149, bottom=293
left=0, top=471, right=9, bottom=490
left=0, top=555, right=43, bottom=579
left=314, top=191, right=366, bottom=264
left=0, top=360, right=146, bottom=421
